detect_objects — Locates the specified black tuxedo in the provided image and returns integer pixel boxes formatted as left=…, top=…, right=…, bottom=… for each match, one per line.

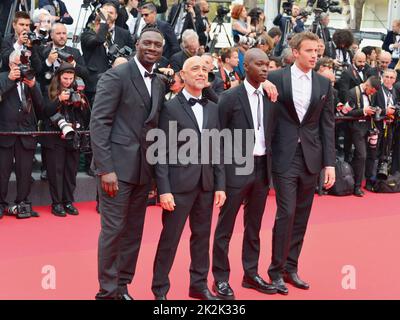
left=0, top=34, right=43, bottom=74
left=324, top=41, right=353, bottom=64
left=152, top=92, right=225, bottom=296
left=382, top=30, right=400, bottom=67
left=81, top=24, right=134, bottom=94
left=266, top=66, right=335, bottom=280
left=212, top=83, right=278, bottom=282
left=167, top=4, right=203, bottom=40
left=336, top=65, right=368, bottom=103
left=90, top=58, right=165, bottom=299
left=0, top=72, right=43, bottom=206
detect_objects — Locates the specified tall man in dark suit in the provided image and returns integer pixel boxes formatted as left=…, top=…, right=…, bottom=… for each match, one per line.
left=90, top=28, right=165, bottom=300
left=267, top=32, right=336, bottom=294
left=81, top=2, right=134, bottom=105
left=346, top=76, right=381, bottom=196
left=151, top=56, right=225, bottom=300
left=382, top=20, right=400, bottom=69
left=0, top=50, right=43, bottom=219
left=140, top=2, right=180, bottom=61
left=212, top=48, right=278, bottom=300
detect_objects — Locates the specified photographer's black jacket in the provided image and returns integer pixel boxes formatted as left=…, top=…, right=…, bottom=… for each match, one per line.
left=0, top=72, right=44, bottom=149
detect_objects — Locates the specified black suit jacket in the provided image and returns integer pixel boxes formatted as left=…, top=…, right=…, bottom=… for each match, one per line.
left=90, top=59, right=165, bottom=185
left=336, top=65, right=368, bottom=103
left=382, top=30, right=399, bottom=54
left=168, top=4, right=203, bottom=39
left=169, top=50, right=190, bottom=72
left=268, top=67, right=335, bottom=174
left=346, top=86, right=376, bottom=133
left=155, top=20, right=180, bottom=60
left=0, top=72, right=44, bottom=149
left=218, top=84, right=277, bottom=188
left=39, top=0, right=73, bottom=25
left=81, top=24, right=134, bottom=93
left=155, top=92, right=225, bottom=194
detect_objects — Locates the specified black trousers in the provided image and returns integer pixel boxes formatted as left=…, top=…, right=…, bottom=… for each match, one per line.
left=349, top=124, right=378, bottom=187
left=44, top=144, right=79, bottom=205
left=96, top=179, right=150, bottom=299
left=268, top=145, right=318, bottom=281
left=152, top=186, right=214, bottom=296
left=0, top=138, right=35, bottom=206
left=212, top=156, right=269, bottom=282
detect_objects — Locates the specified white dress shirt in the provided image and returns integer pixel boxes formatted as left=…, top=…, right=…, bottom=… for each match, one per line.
left=182, top=89, right=203, bottom=130
left=291, top=63, right=312, bottom=123
left=134, top=55, right=153, bottom=96
left=243, top=79, right=266, bottom=156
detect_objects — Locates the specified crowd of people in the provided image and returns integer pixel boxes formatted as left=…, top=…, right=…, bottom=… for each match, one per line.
left=0, top=0, right=400, bottom=300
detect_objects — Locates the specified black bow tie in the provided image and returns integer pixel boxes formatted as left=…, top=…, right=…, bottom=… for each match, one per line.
left=188, top=97, right=208, bottom=106
left=144, top=71, right=156, bottom=79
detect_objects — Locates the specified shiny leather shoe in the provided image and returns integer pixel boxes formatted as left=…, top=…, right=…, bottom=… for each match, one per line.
left=52, top=204, right=67, bottom=217
left=189, top=288, right=220, bottom=300
left=155, top=294, right=167, bottom=300
left=118, top=293, right=134, bottom=300
left=283, top=272, right=310, bottom=290
left=353, top=187, right=365, bottom=197
left=212, top=281, right=235, bottom=300
left=271, top=278, right=289, bottom=295
left=64, top=203, right=79, bottom=215
left=242, top=275, right=277, bottom=294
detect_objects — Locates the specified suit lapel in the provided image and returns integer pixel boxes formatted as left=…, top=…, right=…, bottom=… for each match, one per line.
left=177, top=93, right=201, bottom=132
left=282, top=67, right=300, bottom=124
left=202, top=103, right=209, bottom=130
left=301, top=70, right=320, bottom=124
left=262, top=94, right=270, bottom=139
left=129, top=60, right=151, bottom=108
left=238, top=84, right=254, bottom=129
left=145, top=76, right=161, bottom=123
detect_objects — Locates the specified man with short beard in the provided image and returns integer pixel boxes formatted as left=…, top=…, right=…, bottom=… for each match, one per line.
left=90, top=28, right=166, bottom=300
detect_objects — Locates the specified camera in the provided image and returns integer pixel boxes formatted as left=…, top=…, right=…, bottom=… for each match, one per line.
left=107, top=44, right=133, bottom=64
left=154, top=69, right=176, bottom=87
left=18, top=50, right=35, bottom=81
left=233, top=34, right=257, bottom=47
left=27, top=29, right=49, bottom=46
left=65, top=88, right=82, bottom=107
left=50, top=112, right=76, bottom=140
left=56, top=48, right=74, bottom=63
left=367, top=127, right=380, bottom=149
left=282, top=0, right=295, bottom=15
left=370, top=106, right=383, bottom=122
left=377, top=161, right=389, bottom=180
left=216, top=5, right=230, bottom=19
left=310, top=0, right=343, bottom=14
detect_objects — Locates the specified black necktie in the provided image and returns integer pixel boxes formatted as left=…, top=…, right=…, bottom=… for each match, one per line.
left=144, top=71, right=156, bottom=79
left=254, top=90, right=262, bottom=130
left=188, top=97, right=208, bottom=107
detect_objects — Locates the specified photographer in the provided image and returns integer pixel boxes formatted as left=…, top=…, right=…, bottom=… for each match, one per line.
left=32, top=9, right=53, bottom=43
left=314, top=12, right=331, bottom=43
left=325, top=29, right=353, bottom=65
left=231, top=4, right=255, bottom=38
left=169, top=29, right=200, bottom=72
left=0, top=50, right=43, bottom=219
left=39, top=0, right=73, bottom=25
left=346, top=76, right=381, bottom=196
left=273, top=3, right=306, bottom=34
left=197, top=0, right=211, bottom=49
left=248, top=7, right=266, bottom=35
left=168, top=0, right=202, bottom=41
left=382, top=19, right=400, bottom=69
left=41, top=63, right=89, bottom=217
left=0, top=11, right=42, bottom=74
left=216, top=47, right=240, bottom=90
left=81, top=1, right=133, bottom=105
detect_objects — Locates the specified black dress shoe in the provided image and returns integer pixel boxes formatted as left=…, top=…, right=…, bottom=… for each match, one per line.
left=271, top=278, right=289, bottom=295
left=64, top=203, right=79, bottom=215
left=242, top=275, right=277, bottom=294
left=154, top=294, right=167, bottom=300
left=189, top=288, right=220, bottom=300
left=52, top=204, right=67, bottom=217
left=283, top=272, right=310, bottom=290
left=118, top=293, right=134, bottom=300
left=30, top=210, right=40, bottom=218
left=354, top=187, right=364, bottom=197
left=212, top=281, right=235, bottom=300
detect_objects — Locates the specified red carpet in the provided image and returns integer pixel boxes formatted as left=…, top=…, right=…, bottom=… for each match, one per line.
left=0, top=189, right=399, bottom=300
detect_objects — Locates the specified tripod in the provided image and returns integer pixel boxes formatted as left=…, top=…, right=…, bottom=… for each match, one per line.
left=209, top=16, right=232, bottom=54
left=5, top=0, right=30, bottom=36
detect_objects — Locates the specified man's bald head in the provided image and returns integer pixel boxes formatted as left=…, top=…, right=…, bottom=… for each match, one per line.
left=244, top=48, right=269, bottom=65
left=353, top=50, right=366, bottom=61
left=181, top=56, right=208, bottom=94
left=378, top=51, right=392, bottom=71
left=244, top=48, right=269, bottom=87
left=353, top=50, right=366, bottom=69
left=182, top=56, right=204, bottom=72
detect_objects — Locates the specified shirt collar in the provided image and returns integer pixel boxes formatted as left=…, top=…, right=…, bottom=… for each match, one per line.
left=243, top=79, right=264, bottom=96
left=182, top=88, right=202, bottom=100
left=134, top=55, right=154, bottom=78
left=291, top=63, right=312, bottom=80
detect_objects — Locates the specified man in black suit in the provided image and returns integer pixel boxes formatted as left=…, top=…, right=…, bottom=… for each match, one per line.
left=39, top=0, right=73, bottom=25
left=38, top=23, right=89, bottom=94
left=169, top=29, right=200, bottom=73
left=81, top=2, right=134, bottom=104
left=0, top=50, right=43, bottom=219
left=212, top=48, right=278, bottom=300
left=140, top=2, right=180, bottom=61
left=324, top=29, right=353, bottom=66
left=267, top=32, right=336, bottom=294
left=0, top=11, right=42, bottom=74
left=151, top=56, right=225, bottom=300
left=382, top=20, right=400, bottom=69
left=90, top=28, right=165, bottom=300
left=346, top=76, right=381, bottom=195
left=336, top=51, right=368, bottom=103
left=168, top=0, right=202, bottom=42
left=366, top=51, right=392, bottom=81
